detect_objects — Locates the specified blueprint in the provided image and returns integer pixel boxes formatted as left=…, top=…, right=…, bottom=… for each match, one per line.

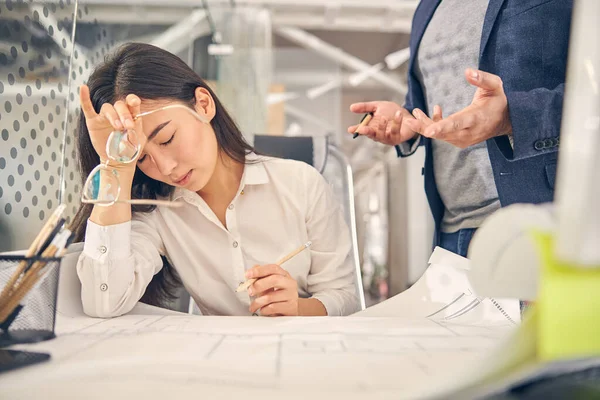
left=0, top=314, right=514, bottom=400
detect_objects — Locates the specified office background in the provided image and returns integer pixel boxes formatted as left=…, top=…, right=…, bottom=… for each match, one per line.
left=0, top=0, right=433, bottom=307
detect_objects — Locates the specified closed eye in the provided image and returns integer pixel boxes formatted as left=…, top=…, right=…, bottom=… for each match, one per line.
left=160, top=133, right=175, bottom=146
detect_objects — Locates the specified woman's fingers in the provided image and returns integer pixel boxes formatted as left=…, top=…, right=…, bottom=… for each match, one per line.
left=126, top=94, right=142, bottom=118
left=99, top=103, right=124, bottom=131
left=113, top=100, right=135, bottom=130
left=248, top=274, right=292, bottom=296
left=79, top=85, right=98, bottom=119
left=246, top=264, right=288, bottom=280
left=249, top=289, right=292, bottom=314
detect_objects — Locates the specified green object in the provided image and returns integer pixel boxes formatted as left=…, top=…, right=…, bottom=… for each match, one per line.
left=533, top=231, right=600, bottom=361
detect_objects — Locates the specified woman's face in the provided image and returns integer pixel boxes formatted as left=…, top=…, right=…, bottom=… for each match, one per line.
left=135, top=88, right=218, bottom=192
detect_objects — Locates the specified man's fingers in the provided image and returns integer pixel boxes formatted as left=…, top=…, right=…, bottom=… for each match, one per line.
left=347, top=124, right=359, bottom=134
left=377, top=116, right=388, bottom=133
left=349, top=102, right=378, bottom=114
left=433, top=105, right=443, bottom=122
left=404, top=118, right=424, bottom=134
left=412, top=108, right=434, bottom=126
left=385, top=110, right=403, bottom=136
left=393, top=110, right=403, bottom=124
left=79, top=85, right=98, bottom=119
left=423, top=108, right=478, bottom=138
left=356, top=125, right=376, bottom=136
left=466, top=68, right=503, bottom=92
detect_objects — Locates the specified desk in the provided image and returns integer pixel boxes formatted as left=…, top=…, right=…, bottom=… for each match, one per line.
left=0, top=311, right=514, bottom=400
left=0, top=246, right=522, bottom=399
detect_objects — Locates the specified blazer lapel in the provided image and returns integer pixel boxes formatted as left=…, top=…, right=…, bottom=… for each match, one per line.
left=479, top=0, right=508, bottom=59
left=408, top=0, right=441, bottom=75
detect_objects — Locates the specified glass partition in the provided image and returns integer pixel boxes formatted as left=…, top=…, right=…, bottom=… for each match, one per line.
left=0, top=0, right=77, bottom=252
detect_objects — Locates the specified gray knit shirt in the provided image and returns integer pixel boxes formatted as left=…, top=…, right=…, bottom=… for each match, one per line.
left=415, top=0, right=500, bottom=233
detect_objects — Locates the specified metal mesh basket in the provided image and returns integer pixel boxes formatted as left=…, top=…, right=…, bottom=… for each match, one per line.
left=0, top=255, right=61, bottom=347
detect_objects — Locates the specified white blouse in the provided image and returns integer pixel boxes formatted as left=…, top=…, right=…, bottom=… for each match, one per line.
left=77, top=156, right=360, bottom=317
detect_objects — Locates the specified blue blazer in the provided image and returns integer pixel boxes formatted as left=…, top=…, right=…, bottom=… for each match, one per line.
left=399, top=0, right=573, bottom=245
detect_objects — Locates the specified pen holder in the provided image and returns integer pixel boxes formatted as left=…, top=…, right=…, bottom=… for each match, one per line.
left=0, top=255, right=61, bottom=347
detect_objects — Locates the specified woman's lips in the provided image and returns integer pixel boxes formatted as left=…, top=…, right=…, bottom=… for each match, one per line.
left=174, top=170, right=192, bottom=186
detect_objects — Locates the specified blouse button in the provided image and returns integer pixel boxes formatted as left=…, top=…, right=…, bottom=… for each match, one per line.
left=233, top=241, right=238, bottom=248
left=100, top=283, right=108, bottom=292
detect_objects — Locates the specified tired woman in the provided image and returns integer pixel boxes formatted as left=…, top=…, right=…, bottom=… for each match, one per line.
left=72, top=43, right=359, bottom=317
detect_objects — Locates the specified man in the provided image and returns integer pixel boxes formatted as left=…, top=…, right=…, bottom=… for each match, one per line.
left=349, top=0, right=573, bottom=256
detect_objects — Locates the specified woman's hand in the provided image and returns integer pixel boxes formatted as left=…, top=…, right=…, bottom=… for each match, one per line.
left=247, top=264, right=299, bottom=316
left=79, top=85, right=146, bottom=168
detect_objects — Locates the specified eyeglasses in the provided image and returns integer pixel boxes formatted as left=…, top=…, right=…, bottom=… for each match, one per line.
left=81, top=104, right=208, bottom=207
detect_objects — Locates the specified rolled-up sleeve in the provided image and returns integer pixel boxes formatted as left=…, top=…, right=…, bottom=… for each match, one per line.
left=395, top=135, right=422, bottom=158
left=303, top=166, right=360, bottom=316
left=76, top=213, right=164, bottom=318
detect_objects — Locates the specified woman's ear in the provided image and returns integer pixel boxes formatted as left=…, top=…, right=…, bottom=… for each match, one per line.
left=194, top=87, right=216, bottom=122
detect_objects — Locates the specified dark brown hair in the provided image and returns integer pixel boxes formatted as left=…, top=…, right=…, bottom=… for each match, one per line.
left=71, top=42, right=254, bottom=308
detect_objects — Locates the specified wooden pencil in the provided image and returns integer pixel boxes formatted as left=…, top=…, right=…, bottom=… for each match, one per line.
left=0, top=204, right=65, bottom=306
left=235, top=241, right=312, bottom=293
left=0, top=243, right=58, bottom=323
left=352, top=113, right=374, bottom=139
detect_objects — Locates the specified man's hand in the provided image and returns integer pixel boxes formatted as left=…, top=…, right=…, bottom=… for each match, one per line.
left=420, top=69, right=512, bottom=149
left=347, top=101, right=419, bottom=146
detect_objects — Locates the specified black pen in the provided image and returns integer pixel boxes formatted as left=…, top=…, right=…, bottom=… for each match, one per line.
left=352, top=112, right=374, bottom=139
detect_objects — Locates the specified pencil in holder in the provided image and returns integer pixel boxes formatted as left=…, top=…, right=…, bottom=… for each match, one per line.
left=0, top=255, right=62, bottom=348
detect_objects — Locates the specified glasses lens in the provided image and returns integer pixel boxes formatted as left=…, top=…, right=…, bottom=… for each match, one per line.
left=83, top=167, right=120, bottom=205
left=106, top=129, right=141, bottom=163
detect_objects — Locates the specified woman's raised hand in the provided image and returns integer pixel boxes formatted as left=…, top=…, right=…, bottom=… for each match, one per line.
left=79, top=85, right=146, bottom=168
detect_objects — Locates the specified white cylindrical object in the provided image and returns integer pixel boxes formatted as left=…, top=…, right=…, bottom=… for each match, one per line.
left=467, top=204, right=556, bottom=301
left=555, top=0, right=600, bottom=265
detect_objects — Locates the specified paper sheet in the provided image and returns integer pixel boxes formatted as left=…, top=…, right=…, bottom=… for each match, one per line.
left=0, top=314, right=513, bottom=400
left=1, top=243, right=528, bottom=400
left=0, top=245, right=522, bottom=400
left=356, top=247, right=521, bottom=324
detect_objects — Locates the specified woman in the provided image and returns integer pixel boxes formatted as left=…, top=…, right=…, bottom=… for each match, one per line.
left=72, top=43, right=359, bottom=318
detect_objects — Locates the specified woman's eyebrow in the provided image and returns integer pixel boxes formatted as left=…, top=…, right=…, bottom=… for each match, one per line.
left=148, top=120, right=172, bottom=141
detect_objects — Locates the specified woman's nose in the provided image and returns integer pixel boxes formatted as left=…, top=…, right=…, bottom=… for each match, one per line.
left=154, top=155, right=177, bottom=177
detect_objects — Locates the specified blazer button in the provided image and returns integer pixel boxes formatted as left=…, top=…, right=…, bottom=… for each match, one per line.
left=543, top=139, right=553, bottom=148
left=552, top=137, right=559, bottom=147
left=534, top=140, right=544, bottom=150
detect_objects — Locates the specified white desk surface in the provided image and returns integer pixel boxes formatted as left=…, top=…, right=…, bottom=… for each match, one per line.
left=0, top=312, right=515, bottom=400
left=0, top=247, right=518, bottom=399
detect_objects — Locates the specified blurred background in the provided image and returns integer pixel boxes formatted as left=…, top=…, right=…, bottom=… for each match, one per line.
left=0, top=0, right=434, bottom=307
